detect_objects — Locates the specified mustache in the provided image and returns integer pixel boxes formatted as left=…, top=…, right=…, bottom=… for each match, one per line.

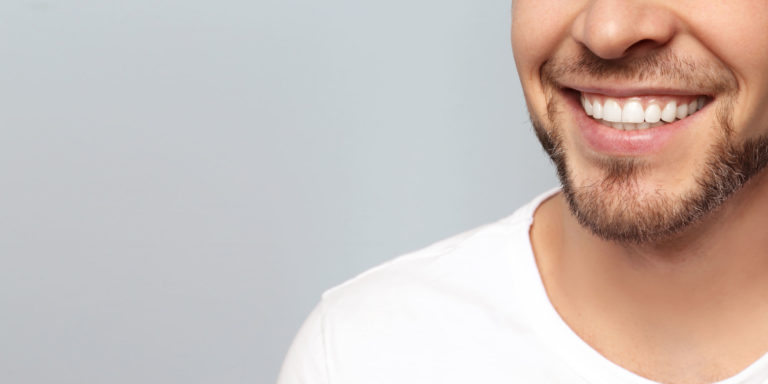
left=541, top=48, right=738, bottom=95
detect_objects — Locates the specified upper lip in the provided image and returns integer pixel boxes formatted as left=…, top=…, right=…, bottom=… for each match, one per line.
left=559, top=83, right=712, bottom=98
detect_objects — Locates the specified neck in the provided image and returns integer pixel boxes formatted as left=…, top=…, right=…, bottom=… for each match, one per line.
left=563, top=170, right=768, bottom=286
left=531, top=171, right=768, bottom=381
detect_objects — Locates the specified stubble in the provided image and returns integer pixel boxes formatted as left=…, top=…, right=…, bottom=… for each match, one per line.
left=533, top=49, right=768, bottom=244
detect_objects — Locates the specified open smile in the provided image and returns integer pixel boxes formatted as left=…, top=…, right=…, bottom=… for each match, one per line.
left=559, top=87, right=714, bottom=155
left=580, top=93, right=708, bottom=130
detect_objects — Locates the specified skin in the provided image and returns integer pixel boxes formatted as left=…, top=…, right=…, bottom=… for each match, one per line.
left=512, top=1, right=768, bottom=382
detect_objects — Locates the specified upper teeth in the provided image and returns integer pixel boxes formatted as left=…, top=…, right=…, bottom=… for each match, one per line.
left=581, top=93, right=707, bottom=130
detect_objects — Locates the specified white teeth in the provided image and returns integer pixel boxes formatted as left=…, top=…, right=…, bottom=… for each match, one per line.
left=661, top=101, right=677, bottom=122
left=592, top=101, right=603, bottom=119
left=581, top=94, right=708, bottom=130
left=644, top=104, right=661, bottom=123
left=603, top=99, right=623, bottom=122
left=622, top=100, right=645, bottom=123
left=582, top=96, right=593, bottom=116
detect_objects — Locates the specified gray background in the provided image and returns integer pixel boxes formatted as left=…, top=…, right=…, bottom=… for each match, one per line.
left=0, top=0, right=557, bottom=383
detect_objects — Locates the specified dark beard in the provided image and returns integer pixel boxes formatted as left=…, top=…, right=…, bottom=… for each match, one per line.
left=534, top=116, right=768, bottom=244
left=533, top=50, right=768, bottom=244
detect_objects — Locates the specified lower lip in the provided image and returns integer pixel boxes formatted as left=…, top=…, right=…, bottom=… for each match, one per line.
left=565, top=91, right=703, bottom=156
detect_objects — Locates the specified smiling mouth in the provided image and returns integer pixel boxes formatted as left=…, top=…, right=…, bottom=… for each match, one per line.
left=575, top=91, right=712, bottom=131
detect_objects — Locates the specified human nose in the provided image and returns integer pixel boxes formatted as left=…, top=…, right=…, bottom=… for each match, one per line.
left=570, top=0, right=678, bottom=60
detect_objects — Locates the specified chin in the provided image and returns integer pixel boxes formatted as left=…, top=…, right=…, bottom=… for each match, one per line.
left=533, top=102, right=768, bottom=245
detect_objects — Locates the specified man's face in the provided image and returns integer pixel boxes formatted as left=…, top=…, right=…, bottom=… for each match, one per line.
left=512, top=1, right=768, bottom=243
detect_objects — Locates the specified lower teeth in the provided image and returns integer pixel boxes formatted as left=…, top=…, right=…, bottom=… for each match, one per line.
left=599, top=120, right=667, bottom=131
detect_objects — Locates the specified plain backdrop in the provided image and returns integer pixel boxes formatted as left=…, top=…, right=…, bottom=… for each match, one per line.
left=0, top=0, right=557, bottom=383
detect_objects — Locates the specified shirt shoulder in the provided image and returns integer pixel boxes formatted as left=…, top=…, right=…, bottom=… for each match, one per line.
left=320, top=188, right=555, bottom=312
left=279, top=188, right=561, bottom=384
left=321, top=214, right=524, bottom=310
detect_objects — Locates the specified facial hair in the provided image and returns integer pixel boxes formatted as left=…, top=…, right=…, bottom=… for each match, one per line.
left=534, top=49, right=768, bottom=244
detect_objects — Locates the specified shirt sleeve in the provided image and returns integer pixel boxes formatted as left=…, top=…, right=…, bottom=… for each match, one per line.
left=277, top=300, right=331, bottom=384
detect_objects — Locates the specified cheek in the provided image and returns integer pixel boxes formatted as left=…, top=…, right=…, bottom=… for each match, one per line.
left=511, top=1, right=579, bottom=82
left=512, top=1, right=583, bottom=124
left=733, top=18, right=768, bottom=136
left=687, top=2, right=768, bottom=136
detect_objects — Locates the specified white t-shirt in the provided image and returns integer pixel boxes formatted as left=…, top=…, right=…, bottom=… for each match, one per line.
left=277, top=189, right=768, bottom=384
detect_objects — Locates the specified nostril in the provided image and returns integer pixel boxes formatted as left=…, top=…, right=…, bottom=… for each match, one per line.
left=623, top=39, right=665, bottom=56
